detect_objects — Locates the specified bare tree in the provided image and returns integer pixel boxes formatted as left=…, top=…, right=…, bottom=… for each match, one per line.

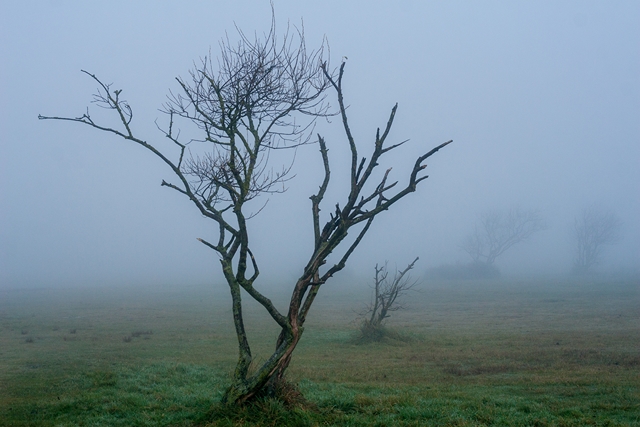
left=572, top=205, right=622, bottom=274
left=39, top=22, right=451, bottom=405
left=460, top=207, right=545, bottom=268
left=360, top=257, right=419, bottom=341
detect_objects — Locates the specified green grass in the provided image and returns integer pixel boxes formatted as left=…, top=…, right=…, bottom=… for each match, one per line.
left=1, top=278, right=638, bottom=426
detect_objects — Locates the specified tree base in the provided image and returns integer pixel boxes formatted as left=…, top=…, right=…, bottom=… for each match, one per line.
left=222, top=376, right=310, bottom=409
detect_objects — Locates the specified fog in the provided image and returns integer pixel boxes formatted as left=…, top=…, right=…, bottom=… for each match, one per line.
left=1, top=1, right=638, bottom=290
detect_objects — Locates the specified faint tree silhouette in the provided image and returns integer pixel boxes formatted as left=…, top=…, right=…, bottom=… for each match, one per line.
left=460, top=207, right=545, bottom=273
left=572, top=205, right=622, bottom=274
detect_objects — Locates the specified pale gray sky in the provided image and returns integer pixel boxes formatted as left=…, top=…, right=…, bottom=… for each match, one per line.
left=1, top=1, right=638, bottom=289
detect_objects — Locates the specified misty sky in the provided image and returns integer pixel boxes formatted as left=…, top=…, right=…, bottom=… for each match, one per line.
left=1, top=1, right=638, bottom=290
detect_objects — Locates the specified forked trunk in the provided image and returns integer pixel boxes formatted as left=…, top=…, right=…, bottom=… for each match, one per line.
left=222, top=277, right=311, bottom=405
left=221, top=326, right=303, bottom=405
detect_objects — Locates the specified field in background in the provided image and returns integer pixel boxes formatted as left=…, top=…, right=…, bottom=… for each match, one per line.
left=0, top=277, right=638, bottom=426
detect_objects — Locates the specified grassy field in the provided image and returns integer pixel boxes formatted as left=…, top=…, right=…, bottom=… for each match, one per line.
left=0, top=277, right=638, bottom=426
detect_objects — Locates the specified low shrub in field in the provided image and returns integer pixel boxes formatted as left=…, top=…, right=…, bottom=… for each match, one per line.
left=355, top=321, right=413, bottom=344
left=358, top=320, right=386, bottom=342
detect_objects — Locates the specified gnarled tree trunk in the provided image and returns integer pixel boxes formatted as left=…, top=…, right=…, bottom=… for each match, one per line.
left=39, top=19, right=451, bottom=405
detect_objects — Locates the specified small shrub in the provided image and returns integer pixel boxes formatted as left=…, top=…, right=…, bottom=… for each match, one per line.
left=69, top=329, right=77, bottom=334
left=25, top=337, right=34, bottom=343
left=355, top=321, right=413, bottom=344
left=122, top=336, right=132, bottom=343
left=359, top=258, right=420, bottom=344
left=358, top=320, right=386, bottom=343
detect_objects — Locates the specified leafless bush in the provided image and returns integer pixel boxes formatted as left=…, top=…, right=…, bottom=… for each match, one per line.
left=359, top=257, right=419, bottom=342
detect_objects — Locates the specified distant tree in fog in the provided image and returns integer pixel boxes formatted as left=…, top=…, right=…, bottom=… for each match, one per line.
left=460, top=207, right=545, bottom=269
left=39, top=20, right=451, bottom=405
left=572, top=205, right=622, bottom=275
left=359, top=257, right=419, bottom=342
